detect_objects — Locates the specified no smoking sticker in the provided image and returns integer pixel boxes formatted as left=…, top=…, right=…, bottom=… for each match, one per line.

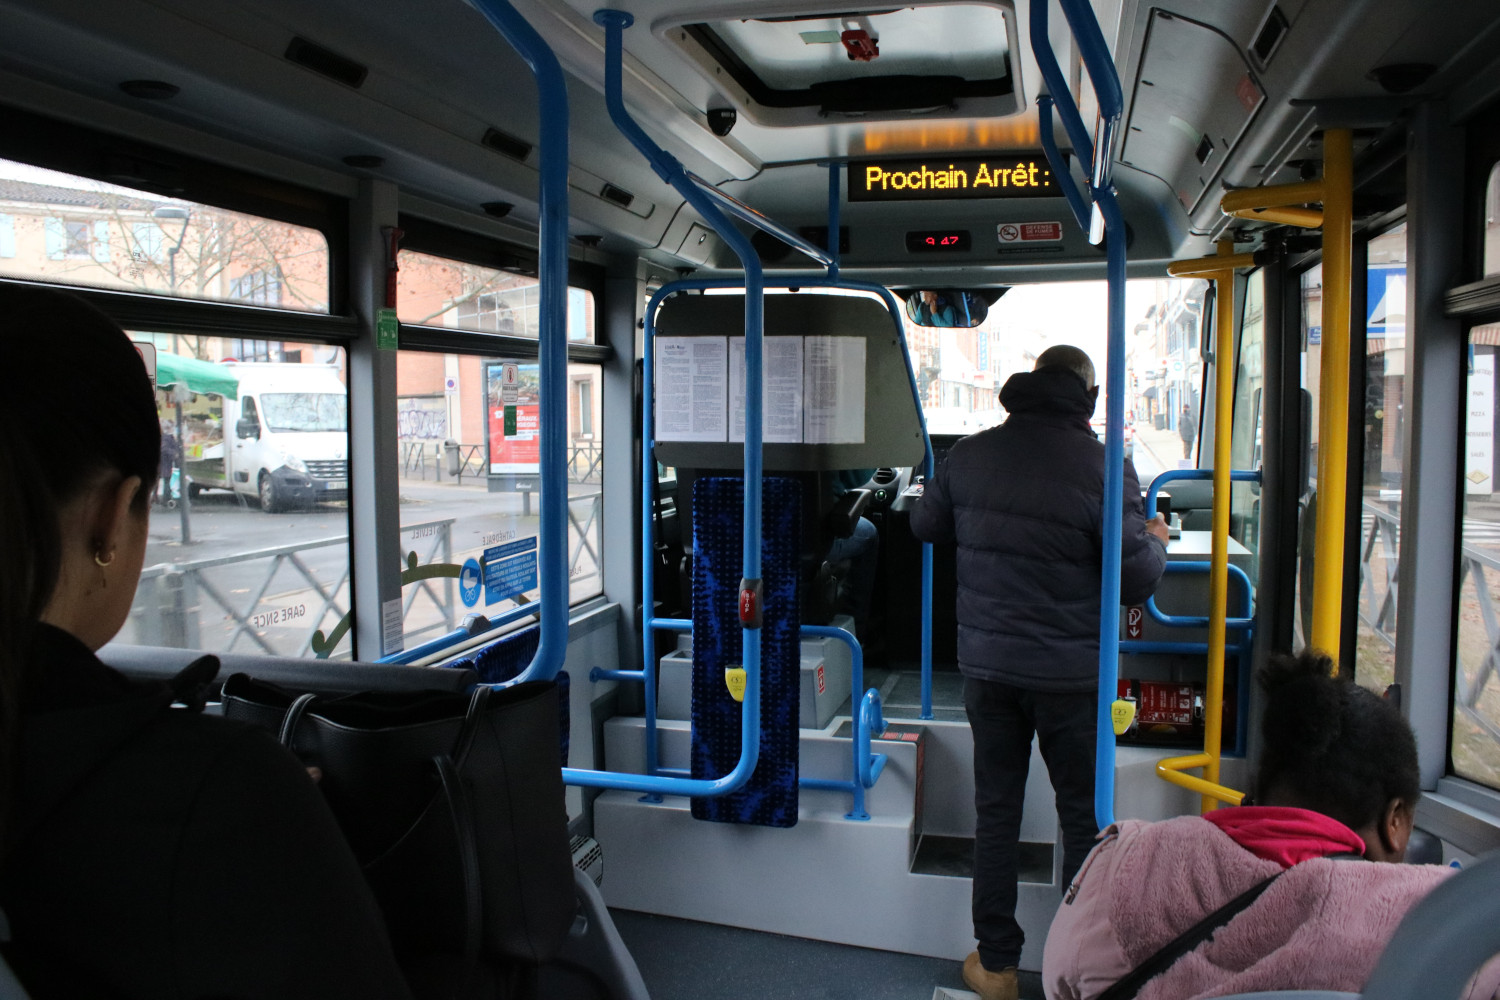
left=997, top=221, right=1064, bottom=244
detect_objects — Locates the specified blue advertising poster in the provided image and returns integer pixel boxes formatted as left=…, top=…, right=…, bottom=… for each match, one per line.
left=459, top=558, right=482, bottom=608
left=483, top=536, right=539, bottom=606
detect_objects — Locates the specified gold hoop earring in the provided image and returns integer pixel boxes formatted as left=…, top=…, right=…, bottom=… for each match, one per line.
left=94, top=549, right=116, bottom=568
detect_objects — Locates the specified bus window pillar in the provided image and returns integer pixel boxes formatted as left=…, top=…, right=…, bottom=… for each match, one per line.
left=603, top=262, right=647, bottom=673
left=1396, top=102, right=1466, bottom=789
left=348, top=177, right=406, bottom=659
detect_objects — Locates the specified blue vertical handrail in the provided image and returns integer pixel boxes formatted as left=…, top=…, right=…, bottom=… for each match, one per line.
left=469, top=0, right=569, bottom=686
left=1029, top=0, right=1128, bottom=831
left=1036, top=97, right=1091, bottom=233
left=798, top=624, right=885, bottom=821
left=562, top=9, right=766, bottom=797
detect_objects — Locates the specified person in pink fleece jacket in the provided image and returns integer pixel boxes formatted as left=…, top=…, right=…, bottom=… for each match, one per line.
left=1043, top=650, right=1500, bottom=1000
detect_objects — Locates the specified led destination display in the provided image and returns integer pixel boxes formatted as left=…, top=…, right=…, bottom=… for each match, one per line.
left=849, top=156, right=1058, bottom=201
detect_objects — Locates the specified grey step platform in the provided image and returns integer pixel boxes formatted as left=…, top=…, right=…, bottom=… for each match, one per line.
left=594, top=714, right=1066, bottom=968
left=592, top=672, right=1228, bottom=971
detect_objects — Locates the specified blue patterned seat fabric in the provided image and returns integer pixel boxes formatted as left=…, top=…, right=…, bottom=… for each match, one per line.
left=690, top=476, right=801, bottom=828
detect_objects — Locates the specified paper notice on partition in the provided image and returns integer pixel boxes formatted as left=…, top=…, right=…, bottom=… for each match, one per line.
left=654, top=336, right=728, bottom=441
left=803, top=336, right=866, bottom=443
left=729, top=336, right=804, bottom=443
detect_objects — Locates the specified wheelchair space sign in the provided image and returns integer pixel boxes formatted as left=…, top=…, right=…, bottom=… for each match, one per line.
left=459, top=558, right=483, bottom=608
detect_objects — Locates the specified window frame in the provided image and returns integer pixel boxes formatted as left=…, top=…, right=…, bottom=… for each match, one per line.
left=393, top=216, right=610, bottom=366
left=0, top=103, right=349, bottom=316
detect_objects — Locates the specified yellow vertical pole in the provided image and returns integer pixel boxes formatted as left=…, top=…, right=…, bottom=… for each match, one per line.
left=1203, top=238, right=1236, bottom=812
left=1311, top=130, right=1353, bottom=663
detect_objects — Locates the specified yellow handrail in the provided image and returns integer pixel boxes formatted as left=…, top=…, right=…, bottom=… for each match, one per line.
left=1202, top=239, right=1236, bottom=811
left=1220, top=178, right=1327, bottom=213
left=1310, top=130, right=1353, bottom=662
left=1156, top=753, right=1246, bottom=806
left=1167, top=252, right=1260, bottom=278
left=1151, top=132, right=1355, bottom=814
left=1157, top=239, right=1244, bottom=813
left=1207, top=132, right=1351, bottom=667
left=1227, top=206, right=1325, bottom=229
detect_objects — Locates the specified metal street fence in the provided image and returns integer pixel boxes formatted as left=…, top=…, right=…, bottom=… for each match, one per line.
left=1358, top=499, right=1500, bottom=746
left=401, top=440, right=600, bottom=484
left=399, top=441, right=485, bottom=483
left=132, top=518, right=456, bottom=659
left=129, top=494, right=605, bottom=660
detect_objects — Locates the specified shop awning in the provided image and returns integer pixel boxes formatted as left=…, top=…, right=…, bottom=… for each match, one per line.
left=156, top=352, right=239, bottom=397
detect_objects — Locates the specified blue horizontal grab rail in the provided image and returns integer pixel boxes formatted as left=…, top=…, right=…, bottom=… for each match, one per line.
left=468, top=0, right=568, bottom=688
left=1121, top=640, right=1253, bottom=656
left=1146, top=469, right=1263, bottom=519
left=376, top=602, right=546, bottom=666
left=378, top=612, right=497, bottom=666
left=613, top=619, right=888, bottom=819
left=1028, top=0, right=1129, bottom=832
left=1146, top=562, right=1254, bottom=629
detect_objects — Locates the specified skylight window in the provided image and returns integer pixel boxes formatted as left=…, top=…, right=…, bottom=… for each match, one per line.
left=663, top=2, right=1021, bottom=127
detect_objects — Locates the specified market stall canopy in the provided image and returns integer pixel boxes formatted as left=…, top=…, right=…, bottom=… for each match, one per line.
left=156, top=352, right=239, bottom=397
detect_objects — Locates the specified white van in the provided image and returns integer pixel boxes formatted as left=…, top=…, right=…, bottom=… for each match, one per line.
left=188, top=362, right=348, bottom=512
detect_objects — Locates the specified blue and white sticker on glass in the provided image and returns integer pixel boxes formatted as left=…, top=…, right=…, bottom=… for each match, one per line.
left=459, top=557, right=483, bottom=608
left=483, top=536, right=539, bottom=606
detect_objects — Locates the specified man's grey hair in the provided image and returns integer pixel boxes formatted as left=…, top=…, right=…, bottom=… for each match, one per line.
left=1035, top=345, right=1096, bottom=389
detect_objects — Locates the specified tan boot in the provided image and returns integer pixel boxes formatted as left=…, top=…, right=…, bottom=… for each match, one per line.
left=962, top=952, right=1019, bottom=1000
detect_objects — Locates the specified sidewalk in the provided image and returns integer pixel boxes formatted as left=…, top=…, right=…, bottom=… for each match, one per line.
left=1135, top=420, right=1191, bottom=472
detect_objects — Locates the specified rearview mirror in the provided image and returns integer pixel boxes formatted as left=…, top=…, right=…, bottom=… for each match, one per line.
left=903, top=290, right=989, bottom=328
left=236, top=417, right=260, bottom=440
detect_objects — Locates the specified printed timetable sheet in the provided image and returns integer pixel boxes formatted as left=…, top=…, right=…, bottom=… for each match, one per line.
left=729, top=336, right=803, bottom=443
left=654, top=336, right=727, bottom=442
left=655, top=334, right=867, bottom=445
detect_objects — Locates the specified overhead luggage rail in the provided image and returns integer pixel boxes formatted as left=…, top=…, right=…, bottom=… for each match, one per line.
left=1028, top=0, right=1130, bottom=830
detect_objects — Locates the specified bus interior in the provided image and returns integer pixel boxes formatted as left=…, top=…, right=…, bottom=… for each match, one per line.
left=4, top=0, right=1500, bottom=996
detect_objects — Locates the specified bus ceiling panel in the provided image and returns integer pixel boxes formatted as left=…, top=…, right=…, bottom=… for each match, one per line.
left=653, top=2, right=1022, bottom=130
left=1119, top=10, right=1264, bottom=220
left=528, top=0, right=1074, bottom=166
left=1148, top=0, right=1500, bottom=237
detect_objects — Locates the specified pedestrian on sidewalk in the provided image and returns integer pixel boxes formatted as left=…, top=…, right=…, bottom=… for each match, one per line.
left=1179, top=404, right=1197, bottom=460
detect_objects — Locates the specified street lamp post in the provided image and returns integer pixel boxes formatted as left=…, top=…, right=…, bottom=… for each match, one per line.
left=153, top=205, right=194, bottom=545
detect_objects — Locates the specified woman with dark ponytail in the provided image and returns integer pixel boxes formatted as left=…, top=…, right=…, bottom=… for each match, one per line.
left=0, top=285, right=411, bottom=999
left=1042, top=649, right=1500, bottom=1000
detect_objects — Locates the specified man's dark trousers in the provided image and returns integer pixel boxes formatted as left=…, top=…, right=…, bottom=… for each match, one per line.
left=965, top=676, right=1098, bottom=971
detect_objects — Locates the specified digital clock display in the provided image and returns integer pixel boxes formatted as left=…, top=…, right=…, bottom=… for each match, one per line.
left=906, top=230, right=972, bottom=253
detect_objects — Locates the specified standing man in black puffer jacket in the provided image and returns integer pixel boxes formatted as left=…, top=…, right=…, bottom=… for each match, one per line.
left=912, top=345, right=1169, bottom=1000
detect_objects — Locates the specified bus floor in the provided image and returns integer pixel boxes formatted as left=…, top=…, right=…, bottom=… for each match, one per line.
left=610, top=907, right=1048, bottom=999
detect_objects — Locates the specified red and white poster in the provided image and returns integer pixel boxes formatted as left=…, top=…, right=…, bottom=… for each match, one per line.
left=486, top=361, right=541, bottom=475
